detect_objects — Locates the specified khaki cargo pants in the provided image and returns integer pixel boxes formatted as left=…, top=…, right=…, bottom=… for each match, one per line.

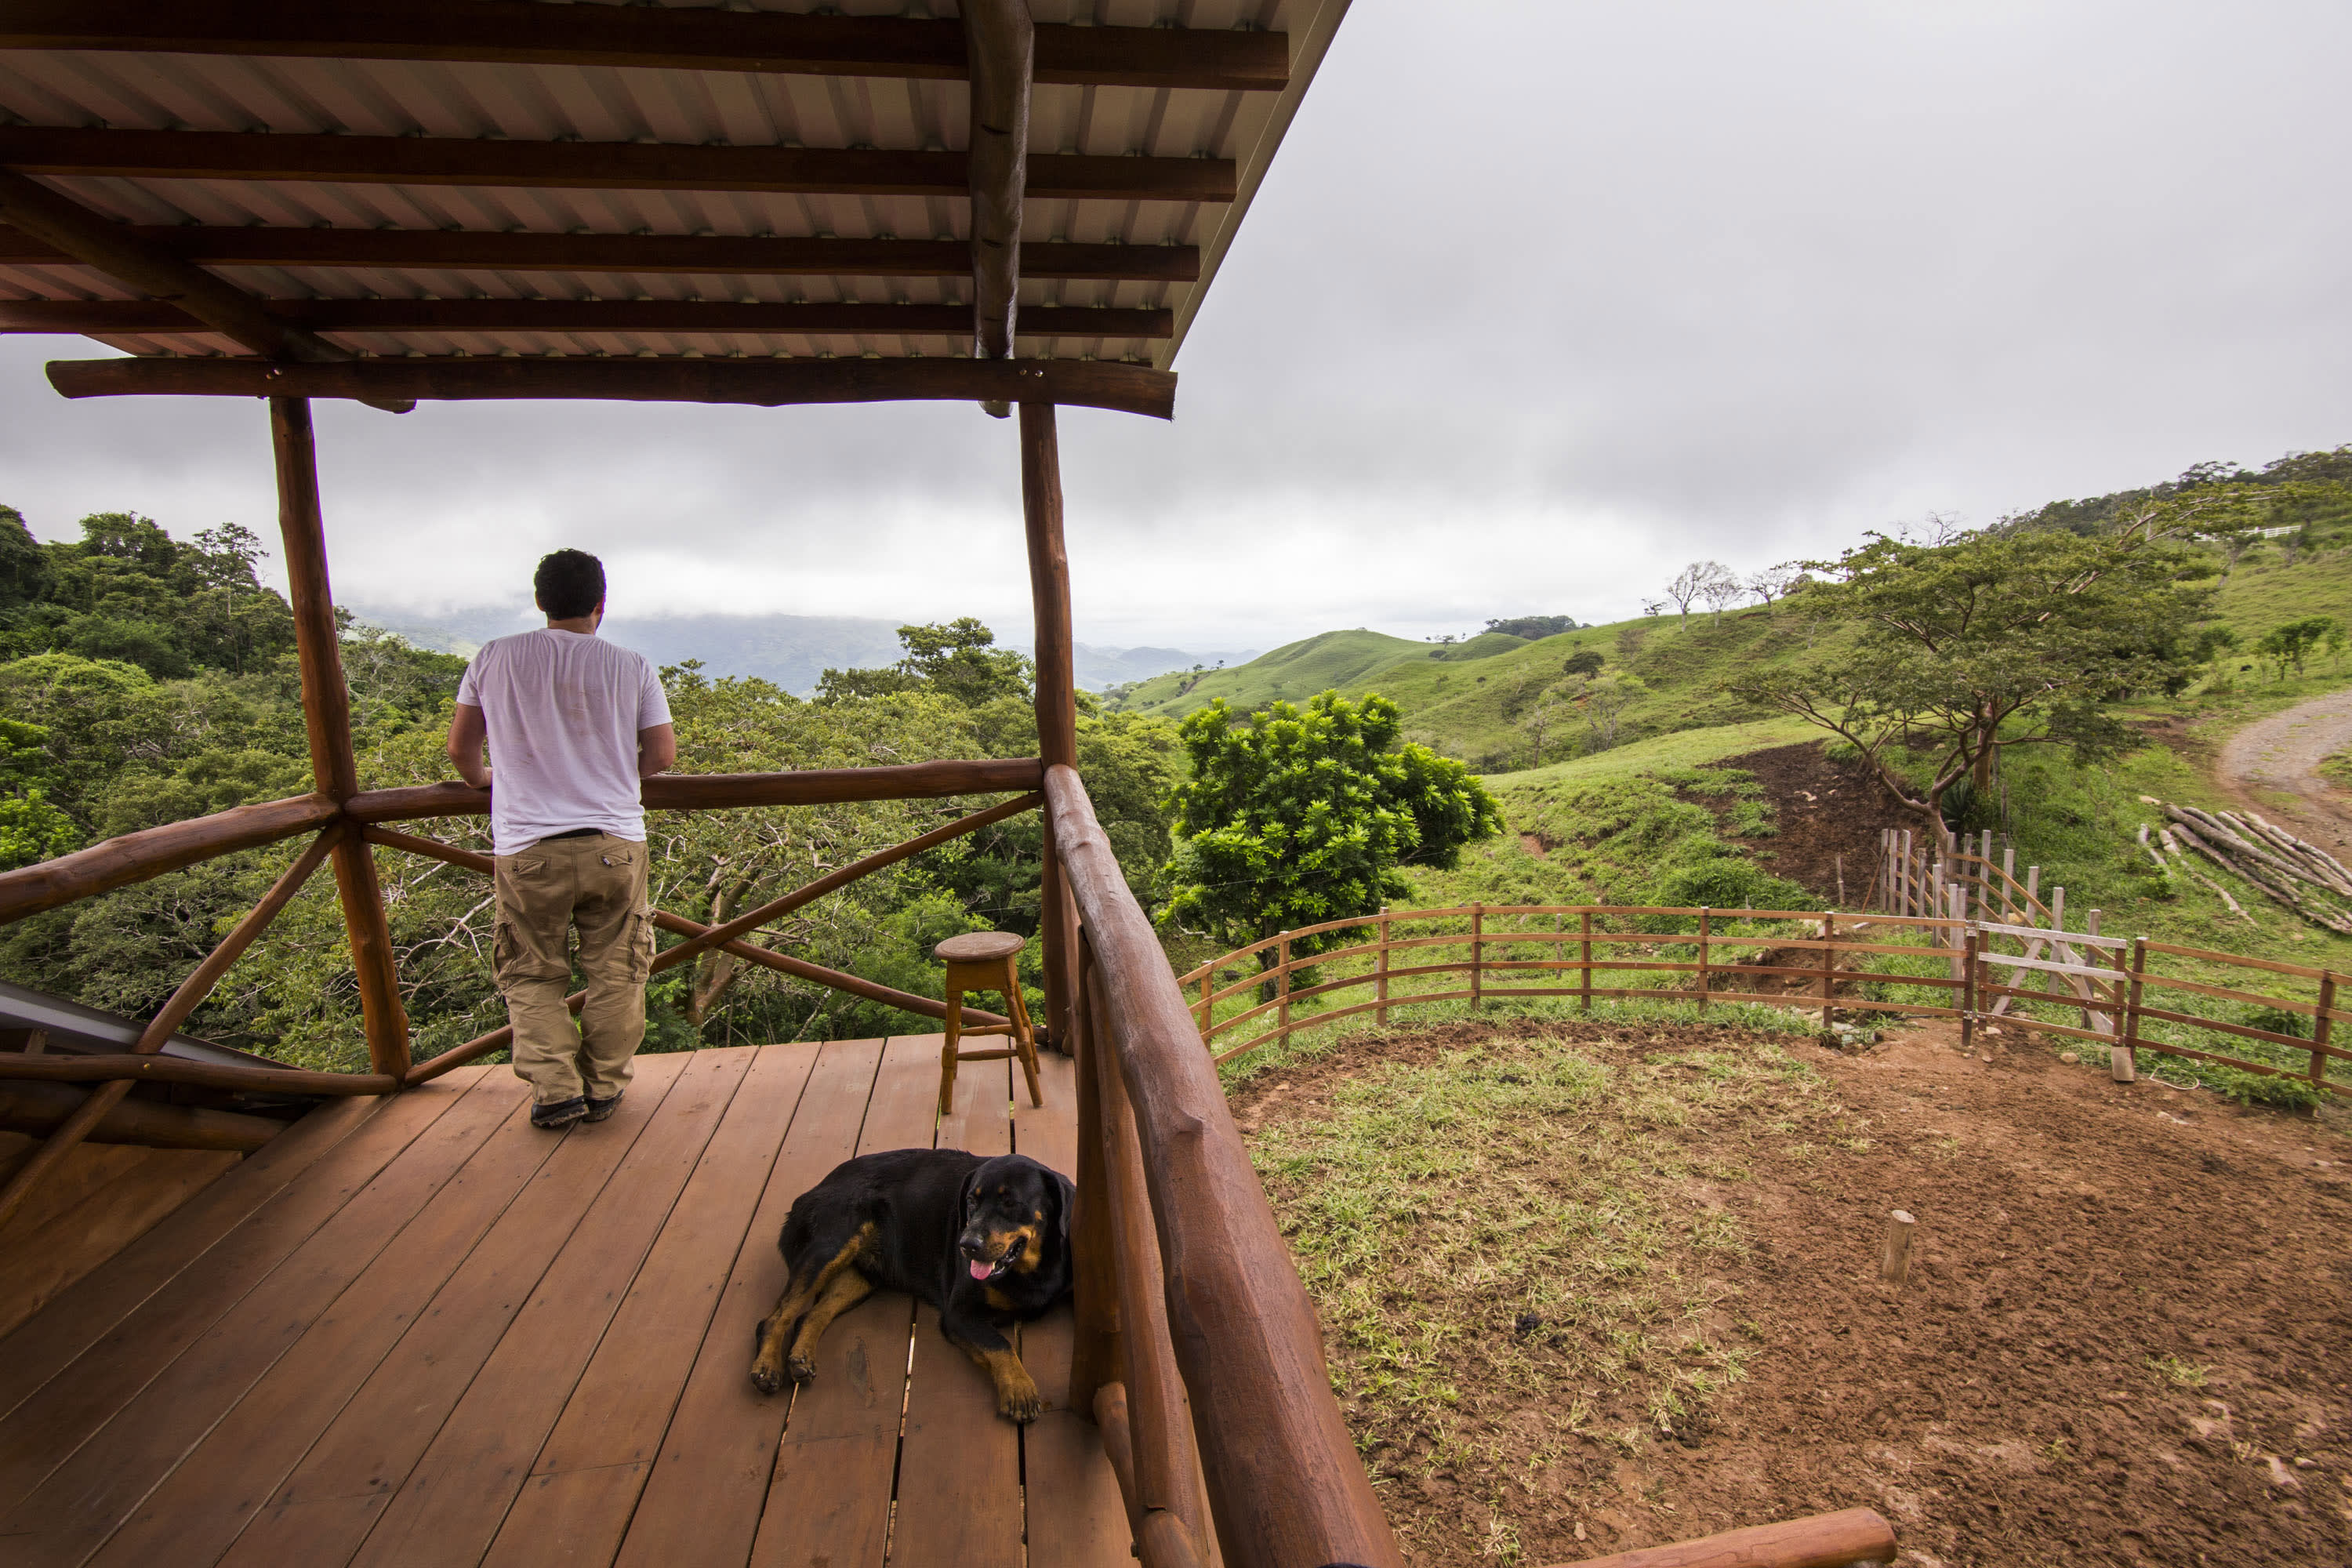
left=492, top=833, right=655, bottom=1106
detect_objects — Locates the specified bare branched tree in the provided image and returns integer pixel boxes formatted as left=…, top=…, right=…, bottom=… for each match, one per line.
left=1664, top=561, right=1733, bottom=624
left=1747, top=562, right=1802, bottom=608
left=1699, top=571, right=1747, bottom=623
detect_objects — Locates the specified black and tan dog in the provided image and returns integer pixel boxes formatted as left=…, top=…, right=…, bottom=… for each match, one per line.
left=749, top=1147, right=1074, bottom=1423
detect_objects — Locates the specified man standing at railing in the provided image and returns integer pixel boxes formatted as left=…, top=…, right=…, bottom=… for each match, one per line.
left=447, top=550, right=678, bottom=1130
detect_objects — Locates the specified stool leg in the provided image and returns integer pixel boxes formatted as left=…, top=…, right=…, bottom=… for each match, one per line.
left=939, top=985, right=963, bottom=1116
left=1004, top=956, right=1044, bottom=1109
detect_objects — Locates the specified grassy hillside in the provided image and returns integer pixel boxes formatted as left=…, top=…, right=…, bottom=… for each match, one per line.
left=1111, top=628, right=1427, bottom=717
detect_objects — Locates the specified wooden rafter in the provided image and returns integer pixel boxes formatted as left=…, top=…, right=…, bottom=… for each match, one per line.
left=0, top=1, right=1290, bottom=93
left=0, top=298, right=1174, bottom=343
left=962, top=0, right=1033, bottom=419
left=0, top=127, right=1237, bottom=205
left=48, top=354, right=1178, bottom=420
left=0, top=169, right=413, bottom=413
left=0, top=225, right=1200, bottom=282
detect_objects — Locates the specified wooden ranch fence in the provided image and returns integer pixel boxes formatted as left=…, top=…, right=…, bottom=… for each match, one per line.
left=1182, top=894, right=2351, bottom=1097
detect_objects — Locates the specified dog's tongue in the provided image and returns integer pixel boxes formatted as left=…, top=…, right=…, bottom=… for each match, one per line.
left=968, top=1258, right=993, bottom=1281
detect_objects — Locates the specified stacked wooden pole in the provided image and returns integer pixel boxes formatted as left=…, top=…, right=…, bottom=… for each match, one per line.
left=2158, top=802, right=2352, bottom=933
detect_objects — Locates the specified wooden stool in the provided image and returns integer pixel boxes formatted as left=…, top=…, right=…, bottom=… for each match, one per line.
left=935, top=931, right=1044, bottom=1116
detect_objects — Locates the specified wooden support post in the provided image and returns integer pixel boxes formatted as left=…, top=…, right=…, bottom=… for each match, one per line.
left=1580, top=909, right=1595, bottom=1011
left=2084, top=908, right=2107, bottom=1036
left=2118, top=938, right=2145, bottom=1082
left=1198, top=970, right=1213, bottom=1044
left=1469, top=902, right=1484, bottom=1011
left=1069, top=931, right=1120, bottom=1421
left=2314, top=971, right=2336, bottom=1089
left=271, top=397, right=409, bottom=1080
left=1900, top=829, right=1914, bottom=914
left=1947, top=886, right=1965, bottom=985
left=1374, top=906, right=1392, bottom=1029
left=2002, top=845, right=2016, bottom=921
left=1820, top=912, right=1835, bottom=1028
left=1878, top=1210, right=1915, bottom=1288
left=1022, top=401, right=1080, bottom=1053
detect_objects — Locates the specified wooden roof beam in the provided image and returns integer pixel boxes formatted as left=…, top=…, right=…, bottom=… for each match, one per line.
left=0, top=1, right=1290, bottom=93
left=0, top=169, right=412, bottom=412
left=46, top=354, right=1179, bottom=420
left=963, top=0, right=1033, bottom=418
left=0, top=224, right=1200, bottom=281
left=0, top=299, right=1176, bottom=341
left=0, top=127, right=1236, bottom=204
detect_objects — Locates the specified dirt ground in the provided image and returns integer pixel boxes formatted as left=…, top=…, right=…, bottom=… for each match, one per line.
left=2216, top=688, right=2352, bottom=852
left=1704, top=742, right=1914, bottom=905
left=1235, top=1018, right=2352, bottom=1568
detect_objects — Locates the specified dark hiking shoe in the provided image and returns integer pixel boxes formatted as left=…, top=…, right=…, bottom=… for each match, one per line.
left=531, top=1096, right=587, bottom=1130
left=583, top=1092, right=623, bottom=1123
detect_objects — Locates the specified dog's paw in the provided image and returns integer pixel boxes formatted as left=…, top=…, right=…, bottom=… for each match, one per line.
left=996, top=1379, right=1044, bottom=1425
left=786, top=1352, right=818, bottom=1385
left=750, top=1360, right=786, bottom=1396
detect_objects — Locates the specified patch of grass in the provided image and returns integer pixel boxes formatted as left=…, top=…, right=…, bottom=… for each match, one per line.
left=2144, top=1351, right=2213, bottom=1390
left=1245, top=1025, right=1867, bottom=1500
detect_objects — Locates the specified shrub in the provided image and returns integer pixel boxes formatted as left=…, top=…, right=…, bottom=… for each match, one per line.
left=2205, top=1063, right=2328, bottom=1112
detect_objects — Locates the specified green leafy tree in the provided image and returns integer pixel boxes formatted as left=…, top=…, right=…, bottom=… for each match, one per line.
left=1162, top=691, right=1502, bottom=982
left=818, top=617, right=1033, bottom=707
left=2255, top=616, right=2338, bottom=682
left=1732, top=524, right=2210, bottom=824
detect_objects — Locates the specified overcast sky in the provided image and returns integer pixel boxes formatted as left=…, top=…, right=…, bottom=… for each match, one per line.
left=3, top=0, right=2348, bottom=652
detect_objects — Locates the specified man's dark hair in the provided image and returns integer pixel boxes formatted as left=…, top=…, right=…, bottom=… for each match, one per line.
left=535, top=549, right=606, bottom=620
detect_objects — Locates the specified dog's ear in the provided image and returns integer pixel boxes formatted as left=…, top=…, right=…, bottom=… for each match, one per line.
left=958, top=1166, right=981, bottom=1229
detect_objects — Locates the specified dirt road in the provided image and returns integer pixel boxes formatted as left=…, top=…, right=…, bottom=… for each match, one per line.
left=2216, top=688, right=2352, bottom=850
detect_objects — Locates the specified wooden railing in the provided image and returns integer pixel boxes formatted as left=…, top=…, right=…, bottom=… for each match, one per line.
left=0, top=754, right=1050, bottom=1227
left=1181, top=902, right=2350, bottom=1096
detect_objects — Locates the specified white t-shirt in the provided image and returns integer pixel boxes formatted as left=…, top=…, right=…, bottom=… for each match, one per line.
left=456, top=628, right=673, bottom=857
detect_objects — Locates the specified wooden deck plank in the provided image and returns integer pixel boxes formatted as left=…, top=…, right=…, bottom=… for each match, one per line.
left=0, top=1068, right=524, bottom=1559
left=85, top=1065, right=590, bottom=1568
left=343, top=1047, right=754, bottom=1568
left=889, top=1054, right=1022, bottom=1568
left=0, top=1144, right=241, bottom=1342
left=612, top=1036, right=887, bottom=1568
left=0, top=1088, right=407, bottom=1424
left=1014, top=1051, right=1132, bottom=1568
left=207, top=1053, right=697, bottom=1568
left=747, top=1033, right=946, bottom=1568
left=480, top=1042, right=821, bottom=1568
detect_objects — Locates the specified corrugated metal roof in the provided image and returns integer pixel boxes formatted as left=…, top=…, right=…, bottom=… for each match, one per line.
left=0, top=1, right=1348, bottom=377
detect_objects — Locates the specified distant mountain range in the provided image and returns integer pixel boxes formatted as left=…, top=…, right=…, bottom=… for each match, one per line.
left=350, top=604, right=1254, bottom=696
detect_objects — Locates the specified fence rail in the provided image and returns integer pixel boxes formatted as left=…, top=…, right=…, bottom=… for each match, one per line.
left=1181, top=898, right=2350, bottom=1095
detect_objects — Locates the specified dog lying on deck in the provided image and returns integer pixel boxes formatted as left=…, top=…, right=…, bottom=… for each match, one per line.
left=749, top=1149, right=1075, bottom=1423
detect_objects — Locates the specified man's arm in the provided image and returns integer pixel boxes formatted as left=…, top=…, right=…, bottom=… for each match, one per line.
left=447, top=702, right=492, bottom=789
left=638, top=722, right=677, bottom=779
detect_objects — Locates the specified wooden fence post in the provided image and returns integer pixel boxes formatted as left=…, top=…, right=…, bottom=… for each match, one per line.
left=2118, top=938, right=2146, bottom=1082
left=1900, top=829, right=1914, bottom=914
left=1579, top=909, right=1594, bottom=1012
left=1961, top=926, right=1978, bottom=1050
left=1696, top=907, right=1711, bottom=1009
left=1820, top=911, right=1835, bottom=1028
left=1198, top=970, right=1213, bottom=1046
left=2002, top=845, right=2017, bottom=921
left=1276, top=932, right=1291, bottom=1051
left=2314, top=971, right=2336, bottom=1089
left=1374, top=907, right=1392, bottom=1029
left=1470, top=902, right=1484, bottom=1011
left=2084, top=908, right=2107, bottom=1036
left=1947, top=886, right=1965, bottom=984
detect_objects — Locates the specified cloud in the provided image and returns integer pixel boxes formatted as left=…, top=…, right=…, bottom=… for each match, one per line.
left=4, top=0, right=2349, bottom=650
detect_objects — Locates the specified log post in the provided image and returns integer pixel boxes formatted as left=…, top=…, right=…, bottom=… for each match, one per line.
left=1696, top=906, right=1710, bottom=1009
left=1021, top=401, right=1080, bottom=1053
left=1960, top=927, right=1978, bottom=1051
left=271, top=397, right=409, bottom=1079
left=2313, top=972, right=2336, bottom=1089
left=1878, top=1210, right=1915, bottom=1288
left=962, top=0, right=1034, bottom=417
left=2117, top=938, right=2146, bottom=1083
left=1069, top=931, right=1120, bottom=1421
left=1276, top=933, right=1292, bottom=1050
left=1469, top=902, right=1484, bottom=1011
left=1374, top=906, right=1391, bottom=1029
left=1820, top=912, right=1835, bottom=1028
left=1580, top=909, right=1594, bottom=1011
